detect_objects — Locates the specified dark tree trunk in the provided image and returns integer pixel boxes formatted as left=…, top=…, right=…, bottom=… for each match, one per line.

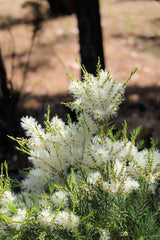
left=0, top=50, right=31, bottom=178
left=0, top=50, right=19, bottom=137
left=0, top=50, right=10, bottom=98
left=47, top=0, right=75, bottom=15
left=75, top=0, right=105, bottom=76
left=46, top=0, right=105, bottom=121
left=46, top=0, right=105, bottom=75
left=47, top=0, right=55, bottom=13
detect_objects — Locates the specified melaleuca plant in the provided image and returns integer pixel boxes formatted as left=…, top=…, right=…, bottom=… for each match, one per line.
left=0, top=61, right=160, bottom=240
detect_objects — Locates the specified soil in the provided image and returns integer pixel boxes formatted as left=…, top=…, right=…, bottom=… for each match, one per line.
left=0, top=0, right=160, bottom=179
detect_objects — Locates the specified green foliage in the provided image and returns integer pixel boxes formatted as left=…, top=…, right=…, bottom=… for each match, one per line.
left=0, top=63, right=160, bottom=239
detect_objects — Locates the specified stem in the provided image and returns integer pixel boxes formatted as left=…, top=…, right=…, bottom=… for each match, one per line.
left=128, top=185, right=149, bottom=231
left=59, top=171, right=68, bottom=187
left=117, top=192, right=123, bottom=238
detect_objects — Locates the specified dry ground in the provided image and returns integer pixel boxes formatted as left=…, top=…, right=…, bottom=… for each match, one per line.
left=0, top=0, right=160, bottom=94
left=0, top=0, right=160, bottom=163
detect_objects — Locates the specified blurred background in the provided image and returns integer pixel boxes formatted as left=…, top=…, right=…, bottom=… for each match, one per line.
left=0, top=0, right=160, bottom=180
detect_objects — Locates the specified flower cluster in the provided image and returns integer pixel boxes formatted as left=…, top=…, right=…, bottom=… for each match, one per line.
left=67, top=68, right=125, bottom=120
left=0, top=63, right=160, bottom=239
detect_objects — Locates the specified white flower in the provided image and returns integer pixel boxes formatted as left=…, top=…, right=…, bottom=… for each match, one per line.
left=123, top=177, right=139, bottom=192
left=87, top=171, right=102, bottom=185
left=100, top=228, right=110, bottom=240
left=1, top=190, right=16, bottom=206
left=87, top=144, right=110, bottom=168
left=54, top=211, right=79, bottom=230
left=114, top=159, right=124, bottom=176
left=22, top=168, right=50, bottom=194
left=21, top=116, right=45, bottom=139
left=50, top=116, right=65, bottom=132
left=103, top=181, right=119, bottom=193
left=132, top=148, right=160, bottom=187
left=11, top=208, right=27, bottom=230
left=152, top=150, right=160, bottom=169
left=103, top=177, right=139, bottom=194
left=52, top=190, right=68, bottom=206
left=103, top=159, right=139, bottom=194
left=68, top=69, right=125, bottom=120
left=38, top=207, right=55, bottom=228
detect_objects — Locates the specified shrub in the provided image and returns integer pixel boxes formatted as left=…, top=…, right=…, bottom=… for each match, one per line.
left=0, top=61, right=160, bottom=239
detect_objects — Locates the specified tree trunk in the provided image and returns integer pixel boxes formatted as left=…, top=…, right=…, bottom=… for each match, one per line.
left=0, top=50, right=10, bottom=98
left=0, top=49, right=19, bottom=137
left=47, top=0, right=75, bottom=15
left=75, top=0, right=105, bottom=76
left=47, top=0, right=55, bottom=13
